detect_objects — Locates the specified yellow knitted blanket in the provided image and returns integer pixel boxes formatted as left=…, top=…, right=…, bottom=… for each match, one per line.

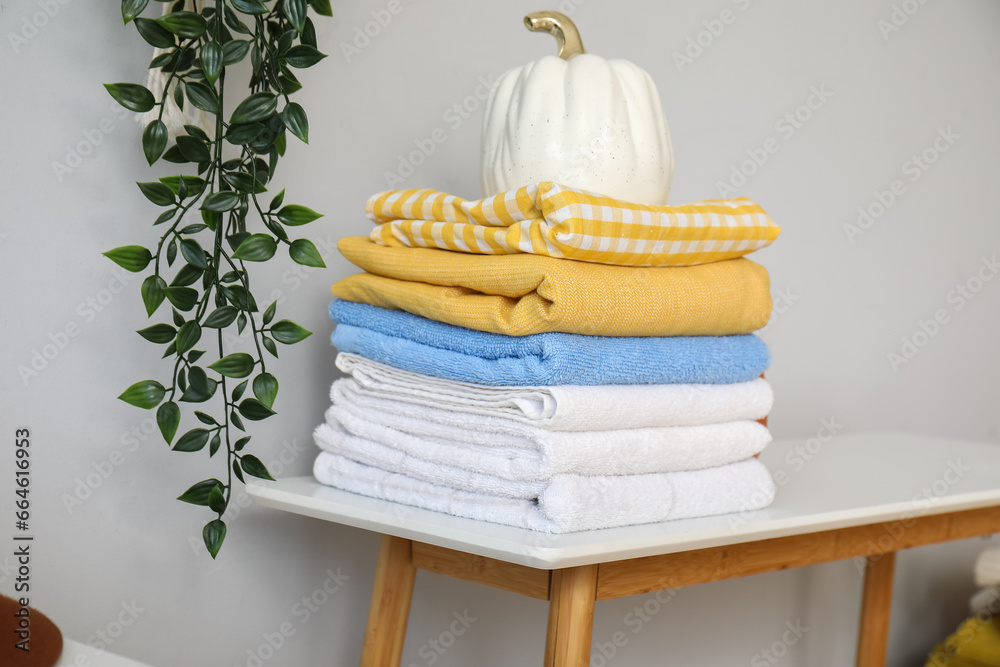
left=331, top=237, right=772, bottom=337
left=926, top=617, right=1000, bottom=667
left=366, top=182, right=780, bottom=267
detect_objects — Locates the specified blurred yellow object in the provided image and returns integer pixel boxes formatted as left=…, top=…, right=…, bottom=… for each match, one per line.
left=926, top=616, right=1000, bottom=667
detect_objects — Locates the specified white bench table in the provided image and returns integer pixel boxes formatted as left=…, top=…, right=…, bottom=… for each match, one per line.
left=247, top=431, right=1000, bottom=667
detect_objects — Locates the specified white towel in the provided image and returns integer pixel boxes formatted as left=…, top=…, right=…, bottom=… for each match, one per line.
left=318, top=382, right=771, bottom=484
left=313, top=451, right=776, bottom=533
left=335, top=353, right=773, bottom=431
left=969, top=586, right=1000, bottom=617
left=977, top=548, right=1000, bottom=587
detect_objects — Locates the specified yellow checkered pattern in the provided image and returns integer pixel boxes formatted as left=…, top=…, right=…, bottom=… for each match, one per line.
left=366, top=181, right=780, bottom=267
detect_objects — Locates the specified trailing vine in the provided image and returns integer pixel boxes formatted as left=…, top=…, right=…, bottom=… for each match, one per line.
left=104, top=0, right=330, bottom=557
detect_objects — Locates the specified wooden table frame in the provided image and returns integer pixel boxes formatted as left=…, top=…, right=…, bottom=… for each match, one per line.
left=360, top=505, right=1000, bottom=667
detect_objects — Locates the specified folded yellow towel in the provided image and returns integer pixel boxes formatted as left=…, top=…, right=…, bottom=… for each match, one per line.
left=926, top=617, right=1000, bottom=667
left=331, top=237, right=772, bottom=337
left=367, top=182, right=780, bottom=267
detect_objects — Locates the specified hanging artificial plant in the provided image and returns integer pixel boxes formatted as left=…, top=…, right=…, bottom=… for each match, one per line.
left=103, top=0, right=330, bottom=558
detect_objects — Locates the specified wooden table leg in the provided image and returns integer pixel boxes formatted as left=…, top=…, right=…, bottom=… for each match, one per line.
left=361, top=535, right=417, bottom=667
left=544, top=565, right=599, bottom=667
left=856, top=552, right=897, bottom=667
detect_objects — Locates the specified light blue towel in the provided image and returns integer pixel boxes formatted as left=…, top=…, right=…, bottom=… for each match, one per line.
left=329, top=300, right=769, bottom=386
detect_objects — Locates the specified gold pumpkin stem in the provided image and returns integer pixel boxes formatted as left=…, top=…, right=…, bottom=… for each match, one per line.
left=524, top=11, right=585, bottom=60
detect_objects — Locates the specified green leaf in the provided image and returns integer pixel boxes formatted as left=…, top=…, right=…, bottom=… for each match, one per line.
left=203, top=519, right=226, bottom=558
left=282, top=103, right=308, bottom=143
left=269, top=320, right=312, bottom=344
left=156, top=401, right=181, bottom=443
left=202, top=191, right=240, bottom=212
left=177, top=478, right=223, bottom=505
left=240, top=454, right=276, bottom=480
left=231, top=409, right=245, bottom=432
left=174, top=428, right=210, bottom=452
left=138, top=181, right=175, bottom=207
left=224, top=6, right=251, bottom=33
left=201, top=40, right=223, bottom=86
left=141, top=275, right=167, bottom=316
left=134, top=17, right=174, bottom=48
left=176, top=321, right=202, bottom=354
left=164, top=286, right=198, bottom=311
left=180, top=238, right=209, bottom=270
left=302, top=17, right=317, bottom=48
left=222, top=284, right=257, bottom=311
left=284, top=0, right=307, bottom=32
left=155, top=209, right=177, bottom=225
left=268, top=189, right=285, bottom=211
left=237, top=312, right=248, bottom=334
left=235, top=436, right=250, bottom=452
left=222, top=171, right=266, bottom=194
left=185, top=81, right=220, bottom=114
left=225, top=122, right=266, bottom=146
left=232, top=379, right=249, bottom=401
left=289, top=238, right=325, bottom=268
left=119, top=380, right=165, bottom=409
left=204, top=306, right=238, bottom=328
left=262, top=336, right=278, bottom=358
left=188, top=350, right=205, bottom=363
left=176, top=135, right=211, bottom=163
left=238, top=398, right=275, bottom=421
left=231, top=92, right=277, bottom=125
left=141, top=120, right=168, bottom=166
left=172, top=308, right=185, bottom=328
left=162, top=145, right=188, bottom=164
left=137, top=323, right=176, bottom=343
left=277, top=204, right=322, bottom=226
left=122, top=0, right=149, bottom=23
left=160, top=175, right=206, bottom=197
left=253, top=372, right=278, bottom=409
left=232, top=234, right=276, bottom=262
left=230, top=0, right=268, bottom=14
left=105, top=83, right=155, bottom=113
left=171, top=263, right=202, bottom=287
left=209, top=352, right=255, bottom=378
left=104, top=245, right=152, bottom=273
left=308, top=0, right=333, bottom=17
left=284, top=45, right=326, bottom=69
left=157, top=11, right=207, bottom=38
left=232, top=459, right=245, bottom=482
left=207, top=479, right=225, bottom=509
left=262, top=301, right=277, bottom=325
left=195, top=411, right=218, bottom=425
left=223, top=39, right=252, bottom=66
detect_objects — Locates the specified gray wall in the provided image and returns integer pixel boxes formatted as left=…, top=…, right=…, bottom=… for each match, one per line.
left=2, top=0, right=998, bottom=665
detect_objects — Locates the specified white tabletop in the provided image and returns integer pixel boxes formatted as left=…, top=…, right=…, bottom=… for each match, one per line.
left=247, top=431, right=1000, bottom=569
left=57, top=639, right=156, bottom=667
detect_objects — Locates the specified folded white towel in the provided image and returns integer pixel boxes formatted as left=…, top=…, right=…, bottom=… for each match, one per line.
left=976, top=548, right=1000, bottom=587
left=969, top=586, right=1000, bottom=617
left=335, top=353, right=773, bottom=431
left=318, top=382, right=771, bottom=486
left=312, top=451, right=776, bottom=533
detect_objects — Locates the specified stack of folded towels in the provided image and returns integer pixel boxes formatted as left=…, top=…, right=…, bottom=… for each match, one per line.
left=313, top=181, right=782, bottom=533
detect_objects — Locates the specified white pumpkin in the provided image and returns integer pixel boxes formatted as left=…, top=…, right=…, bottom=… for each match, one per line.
left=480, top=11, right=674, bottom=204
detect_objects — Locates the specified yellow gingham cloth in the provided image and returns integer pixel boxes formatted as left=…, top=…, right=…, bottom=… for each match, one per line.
left=366, top=182, right=780, bottom=267
left=332, top=237, right=772, bottom=337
